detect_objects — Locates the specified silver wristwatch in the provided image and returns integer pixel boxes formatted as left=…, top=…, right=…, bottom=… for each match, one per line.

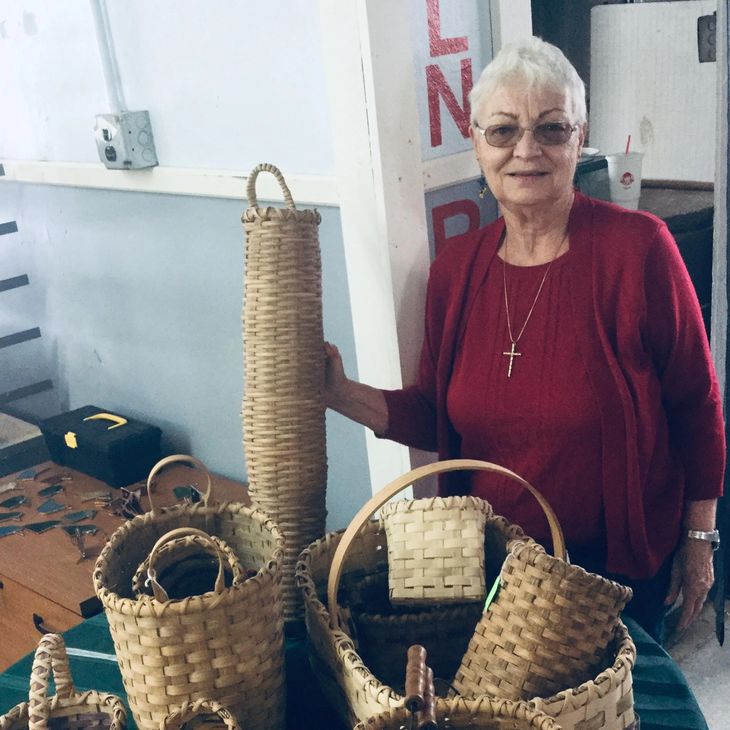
left=686, top=529, right=721, bottom=551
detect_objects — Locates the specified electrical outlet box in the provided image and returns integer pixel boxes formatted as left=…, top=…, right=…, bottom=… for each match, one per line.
left=94, top=110, right=158, bottom=170
left=697, top=12, right=716, bottom=63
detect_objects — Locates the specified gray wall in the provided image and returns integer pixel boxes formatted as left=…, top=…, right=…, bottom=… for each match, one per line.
left=2, top=181, right=371, bottom=531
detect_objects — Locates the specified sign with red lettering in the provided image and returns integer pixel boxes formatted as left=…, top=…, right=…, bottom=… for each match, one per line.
left=426, top=182, right=498, bottom=258
left=410, top=0, right=492, bottom=159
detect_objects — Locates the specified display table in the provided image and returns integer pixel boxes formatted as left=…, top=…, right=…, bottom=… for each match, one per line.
left=0, top=614, right=708, bottom=730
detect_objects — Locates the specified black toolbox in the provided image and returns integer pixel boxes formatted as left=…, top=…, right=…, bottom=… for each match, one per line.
left=40, top=405, right=162, bottom=487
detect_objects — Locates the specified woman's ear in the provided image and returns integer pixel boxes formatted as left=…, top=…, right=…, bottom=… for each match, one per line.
left=577, top=123, right=588, bottom=157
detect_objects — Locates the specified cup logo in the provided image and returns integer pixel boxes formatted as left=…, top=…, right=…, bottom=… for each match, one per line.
left=620, top=171, right=635, bottom=188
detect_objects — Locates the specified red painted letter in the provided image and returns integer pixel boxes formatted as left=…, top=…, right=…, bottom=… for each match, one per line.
left=427, top=0, right=468, bottom=56
left=432, top=199, right=480, bottom=256
left=426, top=59, right=473, bottom=147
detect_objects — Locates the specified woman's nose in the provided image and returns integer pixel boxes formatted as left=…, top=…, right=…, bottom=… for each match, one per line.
left=512, top=128, right=542, bottom=158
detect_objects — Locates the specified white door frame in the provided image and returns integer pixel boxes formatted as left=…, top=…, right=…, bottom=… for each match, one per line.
left=318, top=0, right=532, bottom=494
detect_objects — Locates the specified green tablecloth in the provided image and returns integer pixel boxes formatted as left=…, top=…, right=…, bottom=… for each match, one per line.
left=0, top=615, right=708, bottom=730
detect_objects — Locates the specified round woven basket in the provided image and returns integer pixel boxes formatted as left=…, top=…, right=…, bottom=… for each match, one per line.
left=131, top=527, right=246, bottom=601
left=241, top=162, right=327, bottom=622
left=92, top=455, right=286, bottom=730
left=297, top=459, right=637, bottom=729
left=0, top=633, right=127, bottom=730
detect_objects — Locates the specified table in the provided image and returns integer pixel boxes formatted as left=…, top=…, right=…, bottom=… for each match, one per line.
left=0, top=614, right=709, bottom=730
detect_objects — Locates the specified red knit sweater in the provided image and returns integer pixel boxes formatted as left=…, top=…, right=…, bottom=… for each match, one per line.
left=382, top=192, right=725, bottom=579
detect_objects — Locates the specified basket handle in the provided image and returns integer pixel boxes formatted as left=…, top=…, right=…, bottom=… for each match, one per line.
left=147, top=454, right=214, bottom=516
left=159, top=699, right=242, bottom=730
left=327, top=458, right=565, bottom=630
left=143, top=527, right=233, bottom=602
left=28, top=634, right=75, bottom=730
left=245, top=163, right=295, bottom=210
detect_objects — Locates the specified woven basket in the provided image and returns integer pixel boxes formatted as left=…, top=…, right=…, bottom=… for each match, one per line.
left=452, top=541, right=632, bottom=701
left=296, top=459, right=563, bottom=727
left=159, top=700, right=241, bottom=730
left=0, top=633, right=126, bottom=730
left=354, top=698, right=563, bottom=729
left=380, top=496, right=490, bottom=604
left=355, top=644, right=563, bottom=730
left=131, top=527, right=245, bottom=601
left=530, top=621, right=637, bottom=730
left=241, top=162, right=327, bottom=623
left=92, top=455, right=286, bottom=730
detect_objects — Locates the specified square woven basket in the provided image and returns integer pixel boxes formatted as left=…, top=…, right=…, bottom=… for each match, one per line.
left=380, top=496, right=490, bottom=604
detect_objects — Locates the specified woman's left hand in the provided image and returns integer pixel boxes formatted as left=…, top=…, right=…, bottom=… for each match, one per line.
left=664, top=537, right=715, bottom=632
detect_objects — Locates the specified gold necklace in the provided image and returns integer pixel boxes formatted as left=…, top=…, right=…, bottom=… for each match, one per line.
left=501, top=232, right=567, bottom=378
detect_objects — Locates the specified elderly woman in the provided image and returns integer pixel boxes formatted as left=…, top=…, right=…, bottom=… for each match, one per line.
left=325, top=37, right=724, bottom=642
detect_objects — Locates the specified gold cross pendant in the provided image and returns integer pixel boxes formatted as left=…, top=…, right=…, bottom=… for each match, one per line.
left=502, top=341, right=522, bottom=378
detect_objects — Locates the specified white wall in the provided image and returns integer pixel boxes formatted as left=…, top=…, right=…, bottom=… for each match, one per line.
left=0, top=0, right=335, bottom=174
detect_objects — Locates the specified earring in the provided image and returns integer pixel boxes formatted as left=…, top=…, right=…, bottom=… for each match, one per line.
left=478, top=177, right=489, bottom=199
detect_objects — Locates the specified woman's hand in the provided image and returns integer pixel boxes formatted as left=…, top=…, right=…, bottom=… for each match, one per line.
left=664, top=537, right=715, bottom=632
left=322, top=341, right=389, bottom=433
left=324, top=342, right=349, bottom=409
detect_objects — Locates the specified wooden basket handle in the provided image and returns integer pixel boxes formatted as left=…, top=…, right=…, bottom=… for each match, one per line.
left=327, top=458, right=565, bottom=630
left=28, top=633, right=75, bottom=730
left=245, top=163, right=295, bottom=210
left=159, top=699, right=242, bottom=730
left=147, top=454, right=214, bottom=516
left=139, top=527, right=241, bottom=602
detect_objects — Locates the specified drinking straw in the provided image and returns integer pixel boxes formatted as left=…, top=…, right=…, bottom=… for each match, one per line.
left=625, top=134, right=632, bottom=155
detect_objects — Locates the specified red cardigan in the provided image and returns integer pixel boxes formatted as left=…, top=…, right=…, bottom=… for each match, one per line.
left=383, top=192, right=725, bottom=579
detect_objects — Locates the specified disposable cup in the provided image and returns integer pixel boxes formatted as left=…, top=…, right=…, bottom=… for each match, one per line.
left=605, top=152, right=643, bottom=210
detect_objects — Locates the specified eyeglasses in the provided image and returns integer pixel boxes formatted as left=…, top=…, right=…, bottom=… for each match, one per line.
left=474, top=121, right=578, bottom=148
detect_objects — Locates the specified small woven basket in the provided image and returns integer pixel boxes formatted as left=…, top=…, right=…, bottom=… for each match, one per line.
left=241, top=162, right=327, bottom=622
left=380, top=496, right=490, bottom=604
left=131, top=527, right=245, bottom=601
left=452, top=539, right=633, bottom=702
left=0, top=633, right=126, bottom=730
left=93, top=455, right=286, bottom=730
left=159, top=700, right=241, bottom=730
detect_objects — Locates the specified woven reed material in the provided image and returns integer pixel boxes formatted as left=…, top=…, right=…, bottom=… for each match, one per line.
left=353, top=697, right=562, bottom=729
left=0, top=634, right=126, bottom=730
left=452, top=539, right=633, bottom=702
left=159, top=699, right=241, bottom=730
left=242, top=162, right=327, bottom=621
left=295, top=515, right=527, bottom=728
left=380, top=496, right=490, bottom=604
left=131, top=528, right=245, bottom=601
left=93, top=456, right=286, bottom=730
left=531, top=622, right=637, bottom=730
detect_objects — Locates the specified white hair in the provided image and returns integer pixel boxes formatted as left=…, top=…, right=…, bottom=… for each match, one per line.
left=469, top=36, right=587, bottom=125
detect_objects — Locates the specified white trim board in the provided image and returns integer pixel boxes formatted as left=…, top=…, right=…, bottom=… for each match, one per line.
left=0, top=158, right=486, bottom=202
left=0, top=160, right=340, bottom=207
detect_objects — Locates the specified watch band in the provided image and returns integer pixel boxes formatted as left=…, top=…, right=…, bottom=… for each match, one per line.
left=686, top=529, right=721, bottom=550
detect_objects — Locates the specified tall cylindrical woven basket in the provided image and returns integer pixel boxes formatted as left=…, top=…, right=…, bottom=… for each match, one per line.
left=242, top=162, right=327, bottom=621
left=93, top=455, right=286, bottom=730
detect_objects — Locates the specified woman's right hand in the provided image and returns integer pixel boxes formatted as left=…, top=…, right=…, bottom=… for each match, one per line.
left=324, top=341, right=349, bottom=409
left=322, top=341, right=389, bottom=433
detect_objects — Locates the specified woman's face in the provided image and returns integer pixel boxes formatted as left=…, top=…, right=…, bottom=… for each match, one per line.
left=470, top=84, right=585, bottom=213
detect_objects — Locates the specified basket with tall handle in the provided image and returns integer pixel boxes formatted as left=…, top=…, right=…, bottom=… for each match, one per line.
left=0, top=633, right=126, bottom=730
left=297, top=458, right=636, bottom=730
